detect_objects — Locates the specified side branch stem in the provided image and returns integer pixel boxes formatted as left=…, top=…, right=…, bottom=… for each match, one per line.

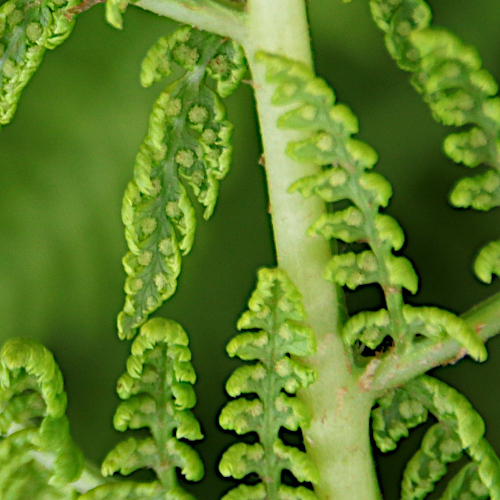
left=369, top=289, right=500, bottom=392
left=135, top=0, right=247, bottom=42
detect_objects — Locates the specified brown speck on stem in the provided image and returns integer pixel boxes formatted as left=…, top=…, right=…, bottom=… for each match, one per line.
left=358, top=357, right=381, bottom=391
left=242, top=79, right=256, bottom=87
left=65, top=0, right=105, bottom=20
left=335, top=386, right=347, bottom=416
left=475, top=322, right=487, bottom=334
left=305, top=434, right=316, bottom=447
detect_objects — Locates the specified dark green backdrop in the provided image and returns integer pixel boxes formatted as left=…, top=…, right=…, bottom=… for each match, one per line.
left=0, top=1, right=500, bottom=497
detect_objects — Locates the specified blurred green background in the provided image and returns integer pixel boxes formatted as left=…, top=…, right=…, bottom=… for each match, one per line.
left=1, top=0, right=500, bottom=497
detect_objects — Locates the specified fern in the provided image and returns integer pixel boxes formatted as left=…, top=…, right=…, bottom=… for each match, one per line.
left=373, top=375, right=500, bottom=499
left=0, top=338, right=88, bottom=498
left=0, top=0, right=80, bottom=127
left=118, top=25, right=246, bottom=339
left=218, top=267, right=319, bottom=499
left=369, top=0, right=500, bottom=284
left=257, top=51, right=487, bottom=365
left=82, top=317, right=203, bottom=499
left=1, top=1, right=500, bottom=499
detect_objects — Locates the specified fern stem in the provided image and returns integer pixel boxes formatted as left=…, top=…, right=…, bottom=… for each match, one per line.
left=241, top=2, right=381, bottom=498
left=369, top=289, right=500, bottom=391
left=135, top=0, right=247, bottom=42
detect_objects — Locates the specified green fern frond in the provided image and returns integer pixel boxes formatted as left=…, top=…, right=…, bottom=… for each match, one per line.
left=101, top=317, right=203, bottom=498
left=118, top=26, right=246, bottom=339
left=369, top=0, right=500, bottom=170
left=373, top=375, right=500, bottom=499
left=256, top=51, right=414, bottom=342
left=369, top=0, right=500, bottom=282
left=0, top=0, right=80, bottom=127
left=439, top=461, right=489, bottom=500
left=257, top=51, right=486, bottom=363
left=218, top=267, right=319, bottom=499
left=105, top=0, right=128, bottom=29
left=80, top=480, right=165, bottom=500
left=474, top=240, right=500, bottom=284
left=0, top=338, right=85, bottom=498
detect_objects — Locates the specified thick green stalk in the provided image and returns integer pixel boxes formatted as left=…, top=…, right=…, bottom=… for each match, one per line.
left=241, top=1, right=381, bottom=498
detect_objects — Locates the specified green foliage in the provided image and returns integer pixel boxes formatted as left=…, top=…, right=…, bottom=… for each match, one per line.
left=218, top=267, right=319, bottom=499
left=118, top=25, right=246, bottom=339
left=0, top=338, right=84, bottom=499
left=0, top=0, right=79, bottom=127
left=80, top=481, right=165, bottom=500
left=1, top=1, right=500, bottom=499
left=369, top=0, right=500, bottom=282
left=257, top=51, right=487, bottom=364
left=373, top=375, right=500, bottom=499
left=90, top=317, right=203, bottom=499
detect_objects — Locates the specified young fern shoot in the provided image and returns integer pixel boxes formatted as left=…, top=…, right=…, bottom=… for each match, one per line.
left=118, top=25, right=246, bottom=339
left=257, top=51, right=486, bottom=375
left=369, top=0, right=500, bottom=284
left=0, top=338, right=89, bottom=497
left=81, top=318, right=204, bottom=499
left=257, top=42, right=498, bottom=498
left=2, top=0, right=500, bottom=499
left=218, top=268, right=319, bottom=499
left=0, top=0, right=79, bottom=126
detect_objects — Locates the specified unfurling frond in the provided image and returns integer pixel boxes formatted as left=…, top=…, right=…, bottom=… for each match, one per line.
left=218, top=268, right=319, bottom=499
left=373, top=375, right=500, bottom=499
left=0, top=0, right=80, bottom=127
left=369, top=0, right=500, bottom=282
left=118, top=26, right=246, bottom=339
left=97, top=317, right=203, bottom=499
left=0, top=338, right=85, bottom=498
left=257, top=52, right=486, bottom=365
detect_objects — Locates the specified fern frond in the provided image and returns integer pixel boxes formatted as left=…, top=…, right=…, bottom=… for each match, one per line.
left=218, top=267, right=319, bottom=499
left=0, top=0, right=80, bottom=127
left=80, top=481, right=165, bottom=500
left=257, top=52, right=486, bottom=364
left=118, top=26, right=246, bottom=339
left=0, top=338, right=85, bottom=498
left=474, top=240, right=500, bottom=284
left=439, top=461, right=489, bottom=500
left=373, top=375, right=500, bottom=499
left=369, top=0, right=500, bottom=282
left=101, top=317, right=203, bottom=498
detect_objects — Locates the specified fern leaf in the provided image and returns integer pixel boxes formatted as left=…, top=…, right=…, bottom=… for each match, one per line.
left=118, top=26, right=246, bottom=339
left=401, top=423, right=463, bottom=499
left=438, top=462, right=489, bottom=500
left=258, top=51, right=486, bottom=364
left=0, top=338, right=85, bottom=498
left=80, top=481, right=165, bottom=500
left=373, top=375, right=500, bottom=499
left=257, top=51, right=412, bottom=336
left=369, top=0, right=500, bottom=282
left=474, top=240, right=500, bottom=284
left=101, top=317, right=203, bottom=497
left=218, top=268, right=319, bottom=499
left=0, top=0, right=80, bottom=127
